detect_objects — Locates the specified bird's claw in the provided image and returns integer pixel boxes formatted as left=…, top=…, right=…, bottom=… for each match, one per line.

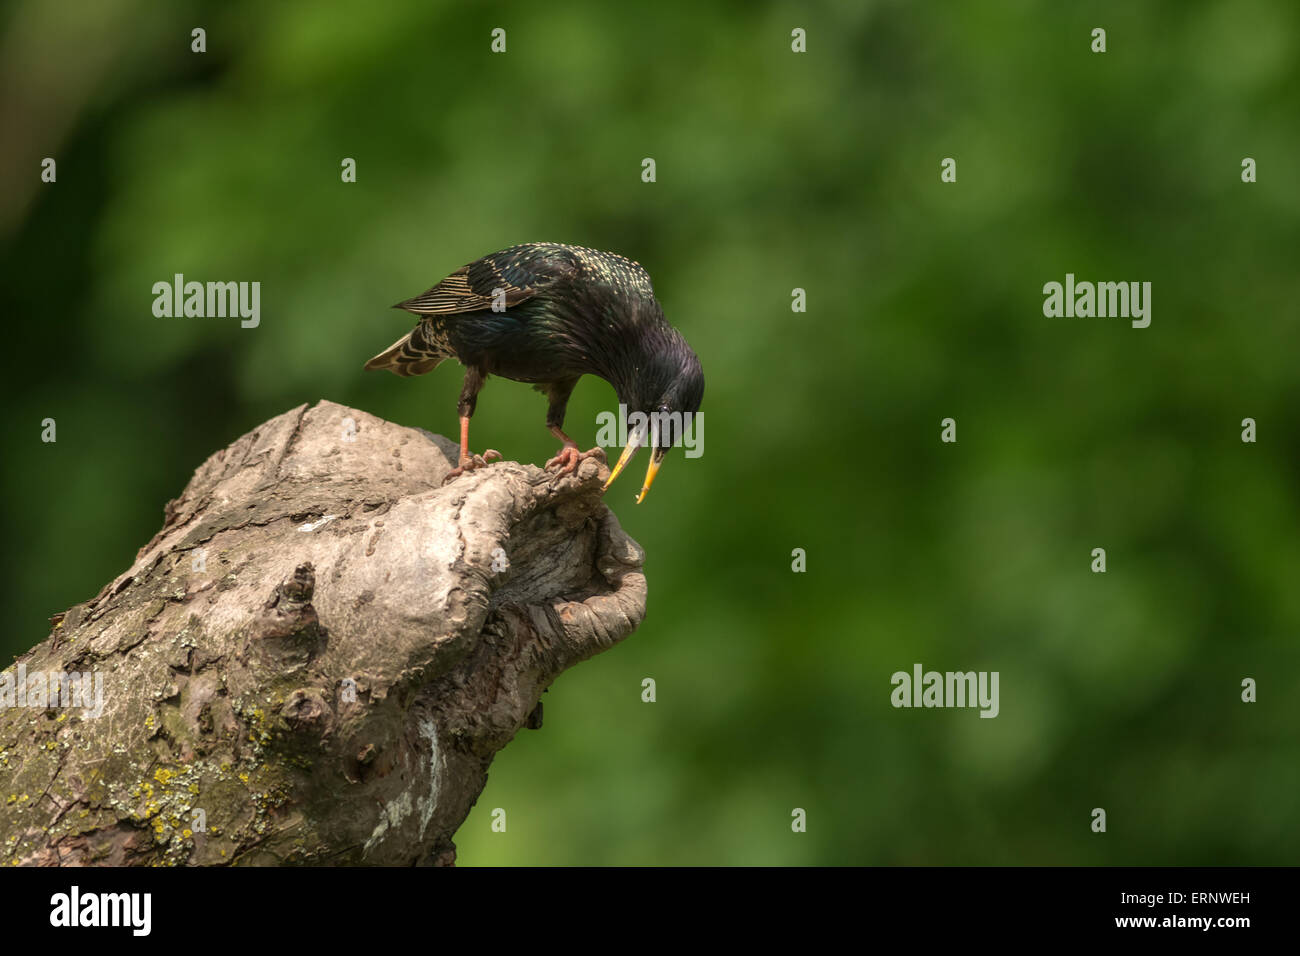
left=546, top=444, right=606, bottom=476
left=443, top=449, right=502, bottom=484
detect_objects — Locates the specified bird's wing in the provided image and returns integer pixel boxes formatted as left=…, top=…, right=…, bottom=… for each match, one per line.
left=394, top=244, right=582, bottom=315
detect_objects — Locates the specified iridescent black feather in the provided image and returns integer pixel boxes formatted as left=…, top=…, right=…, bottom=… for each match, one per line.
left=366, top=242, right=704, bottom=455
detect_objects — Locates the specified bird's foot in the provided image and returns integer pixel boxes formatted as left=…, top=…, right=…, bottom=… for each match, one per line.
left=545, top=444, right=606, bottom=476
left=443, top=449, right=501, bottom=484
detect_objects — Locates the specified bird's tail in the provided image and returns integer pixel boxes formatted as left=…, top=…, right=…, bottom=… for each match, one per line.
left=363, top=324, right=448, bottom=377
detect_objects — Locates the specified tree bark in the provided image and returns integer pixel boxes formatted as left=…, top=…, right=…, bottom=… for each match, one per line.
left=0, top=400, right=646, bottom=866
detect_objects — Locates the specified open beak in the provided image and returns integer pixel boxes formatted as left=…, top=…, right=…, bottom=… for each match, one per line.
left=602, top=436, right=664, bottom=504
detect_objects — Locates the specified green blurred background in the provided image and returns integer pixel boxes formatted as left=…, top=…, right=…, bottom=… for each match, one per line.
left=2, top=0, right=1298, bottom=864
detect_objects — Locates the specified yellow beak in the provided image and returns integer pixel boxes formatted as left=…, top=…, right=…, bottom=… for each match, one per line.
left=635, top=455, right=662, bottom=504
left=603, top=436, right=642, bottom=492
left=603, top=437, right=663, bottom=504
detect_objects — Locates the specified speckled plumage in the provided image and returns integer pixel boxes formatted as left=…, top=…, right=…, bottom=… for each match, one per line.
left=365, top=242, right=704, bottom=498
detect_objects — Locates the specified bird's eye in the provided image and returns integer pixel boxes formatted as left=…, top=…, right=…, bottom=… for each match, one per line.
left=653, top=405, right=681, bottom=447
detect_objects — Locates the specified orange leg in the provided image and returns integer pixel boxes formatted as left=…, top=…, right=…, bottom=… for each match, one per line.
left=443, top=414, right=500, bottom=483
left=545, top=425, right=605, bottom=475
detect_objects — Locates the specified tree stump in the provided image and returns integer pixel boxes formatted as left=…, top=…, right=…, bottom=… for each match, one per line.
left=0, top=400, right=646, bottom=865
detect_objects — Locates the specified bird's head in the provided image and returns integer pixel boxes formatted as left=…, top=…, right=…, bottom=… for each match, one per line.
left=604, top=336, right=704, bottom=504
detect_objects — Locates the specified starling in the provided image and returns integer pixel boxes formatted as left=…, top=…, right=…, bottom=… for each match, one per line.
left=365, top=243, right=704, bottom=503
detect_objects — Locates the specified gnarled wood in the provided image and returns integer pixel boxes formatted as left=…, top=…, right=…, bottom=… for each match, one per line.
left=0, top=400, right=645, bottom=866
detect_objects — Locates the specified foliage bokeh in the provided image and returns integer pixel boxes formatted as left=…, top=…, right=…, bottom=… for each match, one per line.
left=2, top=0, right=1297, bottom=864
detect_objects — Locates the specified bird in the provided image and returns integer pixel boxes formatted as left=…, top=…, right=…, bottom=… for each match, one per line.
left=364, top=242, right=704, bottom=503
